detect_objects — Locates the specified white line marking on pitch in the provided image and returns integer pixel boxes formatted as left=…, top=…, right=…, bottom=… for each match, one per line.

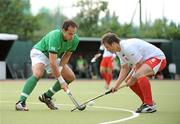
left=93, top=106, right=139, bottom=124
left=0, top=101, right=139, bottom=124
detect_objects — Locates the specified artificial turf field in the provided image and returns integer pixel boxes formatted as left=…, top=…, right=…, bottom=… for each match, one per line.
left=0, top=79, right=180, bottom=124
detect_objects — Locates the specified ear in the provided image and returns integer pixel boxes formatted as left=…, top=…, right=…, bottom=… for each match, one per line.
left=112, top=42, right=116, bottom=47
left=62, top=28, right=65, bottom=33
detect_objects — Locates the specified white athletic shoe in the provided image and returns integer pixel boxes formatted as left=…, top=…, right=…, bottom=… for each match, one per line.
left=15, top=101, right=29, bottom=111
left=136, top=103, right=156, bottom=113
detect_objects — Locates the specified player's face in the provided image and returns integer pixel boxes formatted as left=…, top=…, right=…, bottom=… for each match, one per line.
left=104, top=42, right=117, bottom=53
left=63, top=26, right=77, bottom=40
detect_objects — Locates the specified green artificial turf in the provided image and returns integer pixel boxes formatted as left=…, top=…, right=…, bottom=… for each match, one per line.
left=0, top=79, right=180, bottom=124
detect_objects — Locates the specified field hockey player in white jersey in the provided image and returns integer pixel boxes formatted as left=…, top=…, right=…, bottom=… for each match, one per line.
left=101, top=32, right=166, bottom=113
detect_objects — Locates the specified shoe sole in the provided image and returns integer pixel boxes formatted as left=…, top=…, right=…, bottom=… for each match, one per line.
left=136, top=109, right=157, bottom=113
left=15, top=106, right=29, bottom=111
left=15, top=108, right=29, bottom=111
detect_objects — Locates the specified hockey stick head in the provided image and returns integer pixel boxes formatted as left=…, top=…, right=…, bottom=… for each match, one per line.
left=71, top=104, right=86, bottom=112
left=77, top=104, right=86, bottom=111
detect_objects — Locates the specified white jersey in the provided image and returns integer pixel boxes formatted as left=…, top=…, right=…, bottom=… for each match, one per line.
left=100, top=45, right=115, bottom=57
left=116, top=38, right=165, bottom=65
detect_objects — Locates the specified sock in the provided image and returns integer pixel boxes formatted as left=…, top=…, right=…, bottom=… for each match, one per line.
left=19, top=75, right=38, bottom=102
left=101, top=73, right=109, bottom=85
left=129, top=82, right=144, bottom=103
left=45, top=80, right=72, bottom=98
left=138, top=77, right=153, bottom=105
left=106, top=73, right=112, bottom=85
left=45, top=80, right=61, bottom=98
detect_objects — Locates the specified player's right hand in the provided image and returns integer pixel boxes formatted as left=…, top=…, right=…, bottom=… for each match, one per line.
left=111, top=85, right=119, bottom=93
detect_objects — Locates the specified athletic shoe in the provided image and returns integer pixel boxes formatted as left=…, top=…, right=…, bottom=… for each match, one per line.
left=15, top=101, right=29, bottom=111
left=39, top=94, right=58, bottom=110
left=136, top=103, right=156, bottom=113
left=136, top=103, right=144, bottom=112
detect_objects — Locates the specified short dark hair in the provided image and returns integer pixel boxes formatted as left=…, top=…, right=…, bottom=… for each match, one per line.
left=62, top=20, right=78, bottom=31
left=101, top=32, right=120, bottom=44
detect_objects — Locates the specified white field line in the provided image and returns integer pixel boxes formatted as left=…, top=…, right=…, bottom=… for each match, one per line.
left=0, top=100, right=139, bottom=124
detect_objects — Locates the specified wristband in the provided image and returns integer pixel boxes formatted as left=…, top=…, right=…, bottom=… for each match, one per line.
left=129, top=69, right=134, bottom=75
left=58, top=76, right=65, bottom=84
left=132, top=71, right=138, bottom=78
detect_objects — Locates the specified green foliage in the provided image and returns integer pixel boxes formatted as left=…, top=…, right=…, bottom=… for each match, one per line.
left=0, top=0, right=39, bottom=40
left=139, top=19, right=167, bottom=38
left=73, top=0, right=108, bottom=37
left=32, top=7, right=68, bottom=42
left=0, top=0, right=179, bottom=40
left=139, top=18, right=180, bottom=40
left=99, top=11, right=121, bottom=34
left=166, top=22, right=180, bottom=40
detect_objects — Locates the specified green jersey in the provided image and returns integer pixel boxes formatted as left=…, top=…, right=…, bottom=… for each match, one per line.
left=34, top=29, right=79, bottom=57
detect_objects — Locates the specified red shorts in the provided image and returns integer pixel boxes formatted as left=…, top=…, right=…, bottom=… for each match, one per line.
left=144, top=57, right=167, bottom=74
left=100, top=56, right=113, bottom=68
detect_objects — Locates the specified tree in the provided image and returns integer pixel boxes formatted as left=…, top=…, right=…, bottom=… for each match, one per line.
left=73, top=0, right=108, bottom=37
left=0, top=0, right=39, bottom=40
left=138, top=18, right=180, bottom=40
left=166, top=22, right=180, bottom=40
left=99, top=11, right=120, bottom=34
left=32, top=6, right=68, bottom=42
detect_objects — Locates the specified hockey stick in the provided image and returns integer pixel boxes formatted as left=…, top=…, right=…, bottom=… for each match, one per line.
left=71, top=84, right=127, bottom=112
left=66, top=90, right=86, bottom=111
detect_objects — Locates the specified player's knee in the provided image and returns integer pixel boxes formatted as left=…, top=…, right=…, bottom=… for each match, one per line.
left=33, top=71, right=44, bottom=79
left=70, top=73, right=76, bottom=81
left=66, top=74, right=76, bottom=84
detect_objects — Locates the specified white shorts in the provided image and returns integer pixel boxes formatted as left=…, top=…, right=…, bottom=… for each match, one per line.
left=30, top=48, right=60, bottom=74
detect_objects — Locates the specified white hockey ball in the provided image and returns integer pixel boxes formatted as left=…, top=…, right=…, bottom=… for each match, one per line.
left=87, top=101, right=95, bottom=106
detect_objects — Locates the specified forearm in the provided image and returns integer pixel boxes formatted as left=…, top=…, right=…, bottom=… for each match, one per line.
left=125, top=61, right=144, bottom=86
left=50, top=63, right=61, bottom=78
left=60, top=52, right=72, bottom=66
left=48, top=53, right=60, bottom=78
left=115, top=65, right=130, bottom=87
left=95, top=53, right=101, bottom=58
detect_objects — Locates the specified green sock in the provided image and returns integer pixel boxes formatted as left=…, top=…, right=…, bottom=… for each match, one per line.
left=45, top=80, right=61, bottom=97
left=45, top=80, right=72, bottom=98
left=19, top=75, right=38, bottom=102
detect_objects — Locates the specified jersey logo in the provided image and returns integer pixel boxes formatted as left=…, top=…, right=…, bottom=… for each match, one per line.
left=51, top=47, right=56, bottom=51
